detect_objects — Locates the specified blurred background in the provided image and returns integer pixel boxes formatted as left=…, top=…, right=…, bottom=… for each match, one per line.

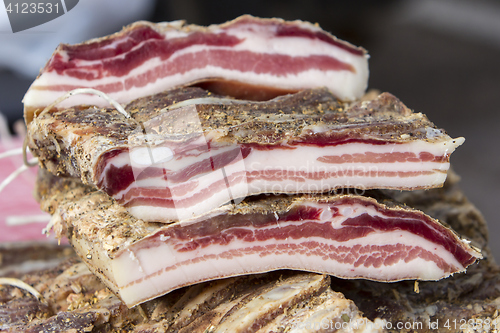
left=0, top=0, right=499, bottom=257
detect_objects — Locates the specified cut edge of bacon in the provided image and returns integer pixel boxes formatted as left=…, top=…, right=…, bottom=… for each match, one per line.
left=58, top=192, right=481, bottom=307
left=103, top=136, right=463, bottom=223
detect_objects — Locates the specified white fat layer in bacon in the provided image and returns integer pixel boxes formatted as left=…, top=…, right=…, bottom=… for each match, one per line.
left=26, top=66, right=367, bottom=111
left=128, top=174, right=249, bottom=221
left=105, top=202, right=479, bottom=306
left=113, top=230, right=461, bottom=287
left=129, top=147, right=174, bottom=165
left=103, top=139, right=461, bottom=222
left=116, top=252, right=450, bottom=307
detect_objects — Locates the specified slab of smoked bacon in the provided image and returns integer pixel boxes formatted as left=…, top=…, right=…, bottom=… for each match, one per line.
left=28, top=87, right=463, bottom=223
left=23, top=15, right=369, bottom=123
left=36, top=169, right=480, bottom=307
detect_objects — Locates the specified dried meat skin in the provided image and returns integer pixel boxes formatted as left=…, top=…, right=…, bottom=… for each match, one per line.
left=23, top=15, right=369, bottom=123
left=27, top=88, right=463, bottom=223
left=36, top=169, right=481, bottom=307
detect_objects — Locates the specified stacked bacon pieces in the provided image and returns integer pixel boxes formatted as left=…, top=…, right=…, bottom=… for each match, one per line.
left=22, top=16, right=480, bottom=307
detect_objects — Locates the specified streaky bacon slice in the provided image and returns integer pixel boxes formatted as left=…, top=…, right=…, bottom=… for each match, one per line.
left=36, top=169, right=481, bottom=307
left=27, top=87, right=464, bottom=223
left=23, top=15, right=369, bottom=123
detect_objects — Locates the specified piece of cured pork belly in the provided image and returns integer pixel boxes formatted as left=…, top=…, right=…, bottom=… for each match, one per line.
left=23, top=15, right=369, bottom=123
left=28, top=87, right=463, bottom=223
left=36, top=169, right=480, bottom=307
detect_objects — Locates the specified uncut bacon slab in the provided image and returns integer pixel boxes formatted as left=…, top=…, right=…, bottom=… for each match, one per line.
left=27, top=87, right=464, bottom=222
left=36, top=170, right=481, bottom=307
left=23, top=15, right=369, bottom=123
